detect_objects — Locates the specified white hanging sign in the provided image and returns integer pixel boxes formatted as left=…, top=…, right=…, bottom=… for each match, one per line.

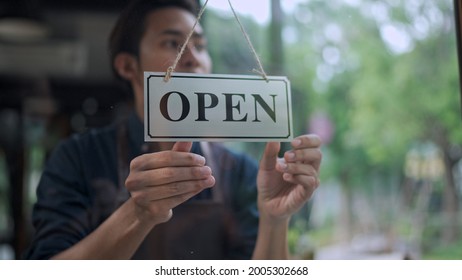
left=144, top=72, right=293, bottom=142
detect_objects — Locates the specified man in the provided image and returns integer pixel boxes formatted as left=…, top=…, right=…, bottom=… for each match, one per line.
left=25, top=0, right=322, bottom=259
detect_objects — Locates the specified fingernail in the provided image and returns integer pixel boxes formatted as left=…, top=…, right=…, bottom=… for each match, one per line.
left=292, top=139, right=302, bottom=147
left=286, top=152, right=295, bottom=160
left=279, top=162, right=287, bottom=170
left=202, top=166, right=212, bottom=176
left=195, top=155, right=206, bottom=165
left=206, top=176, right=216, bottom=187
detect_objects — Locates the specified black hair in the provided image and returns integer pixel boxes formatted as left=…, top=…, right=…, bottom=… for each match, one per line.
left=108, top=0, right=200, bottom=80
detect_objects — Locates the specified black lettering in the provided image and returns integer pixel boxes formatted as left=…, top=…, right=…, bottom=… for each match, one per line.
left=223, top=93, right=247, bottom=122
left=195, top=92, right=219, bottom=121
left=252, top=94, right=277, bottom=122
left=159, top=91, right=190, bottom=122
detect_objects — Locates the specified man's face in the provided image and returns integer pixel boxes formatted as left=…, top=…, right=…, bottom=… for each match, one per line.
left=138, top=7, right=212, bottom=75
left=128, top=7, right=212, bottom=120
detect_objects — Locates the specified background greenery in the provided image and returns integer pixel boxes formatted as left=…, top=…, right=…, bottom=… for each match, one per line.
left=0, top=0, right=460, bottom=259
left=205, top=0, right=462, bottom=259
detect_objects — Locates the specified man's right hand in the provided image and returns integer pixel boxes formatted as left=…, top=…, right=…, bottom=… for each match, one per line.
left=125, top=142, right=215, bottom=226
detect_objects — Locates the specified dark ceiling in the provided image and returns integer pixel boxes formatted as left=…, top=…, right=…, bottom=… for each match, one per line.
left=39, top=0, right=130, bottom=11
left=1, top=0, right=131, bottom=15
left=1, top=0, right=203, bottom=14
left=0, top=0, right=203, bottom=81
left=0, top=0, right=135, bottom=80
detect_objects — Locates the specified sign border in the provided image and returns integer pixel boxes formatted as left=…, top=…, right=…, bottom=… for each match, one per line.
left=145, top=72, right=293, bottom=141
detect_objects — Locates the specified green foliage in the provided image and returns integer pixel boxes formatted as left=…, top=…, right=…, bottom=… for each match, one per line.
left=423, top=232, right=462, bottom=259
left=204, top=11, right=267, bottom=75
left=283, top=0, right=461, bottom=185
left=205, top=0, right=462, bottom=253
left=423, top=240, right=462, bottom=259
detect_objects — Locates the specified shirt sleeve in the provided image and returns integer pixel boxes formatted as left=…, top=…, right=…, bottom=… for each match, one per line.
left=24, top=137, right=94, bottom=259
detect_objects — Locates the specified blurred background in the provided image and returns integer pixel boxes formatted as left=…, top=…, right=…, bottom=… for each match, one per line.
left=0, top=0, right=461, bottom=260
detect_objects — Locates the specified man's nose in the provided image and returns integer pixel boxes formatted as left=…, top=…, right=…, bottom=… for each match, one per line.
left=178, top=43, right=201, bottom=69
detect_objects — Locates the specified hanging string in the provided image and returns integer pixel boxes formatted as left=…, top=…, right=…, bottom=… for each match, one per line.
left=227, top=0, right=268, bottom=81
left=164, top=0, right=210, bottom=82
left=164, top=0, right=269, bottom=82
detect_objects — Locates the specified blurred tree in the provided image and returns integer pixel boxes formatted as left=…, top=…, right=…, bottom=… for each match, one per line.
left=284, top=0, right=380, bottom=241
left=204, top=7, right=265, bottom=76
left=284, top=0, right=462, bottom=246
left=346, top=0, right=462, bottom=244
left=269, top=0, right=284, bottom=75
left=205, top=0, right=462, bottom=251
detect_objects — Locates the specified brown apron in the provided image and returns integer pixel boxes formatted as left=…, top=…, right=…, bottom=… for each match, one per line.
left=116, top=123, right=237, bottom=259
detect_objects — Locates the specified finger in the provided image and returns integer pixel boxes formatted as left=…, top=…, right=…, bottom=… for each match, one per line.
left=130, top=151, right=205, bottom=171
left=260, top=142, right=280, bottom=171
left=126, top=165, right=213, bottom=191
left=149, top=165, right=213, bottom=186
left=276, top=160, right=318, bottom=177
left=284, top=148, right=322, bottom=166
left=291, top=134, right=322, bottom=149
left=132, top=176, right=215, bottom=204
left=172, top=141, right=193, bottom=152
left=282, top=173, right=320, bottom=190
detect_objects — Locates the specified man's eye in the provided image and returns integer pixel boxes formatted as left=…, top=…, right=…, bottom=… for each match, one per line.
left=194, top=43, right=207, bottom=52
left=163, top=40, right=181, bottom=50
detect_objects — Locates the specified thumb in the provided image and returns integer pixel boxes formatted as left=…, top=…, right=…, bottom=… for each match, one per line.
left=172, top=141, right=193, bottom=152
left=260, top=142, right=280, bottom=171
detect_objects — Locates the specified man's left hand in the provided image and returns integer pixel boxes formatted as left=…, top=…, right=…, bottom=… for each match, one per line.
left=257, top=134, right=322, bottom=223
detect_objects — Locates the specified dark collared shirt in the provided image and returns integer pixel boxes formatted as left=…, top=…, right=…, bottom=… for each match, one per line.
left=24, top=113, right=259, bottom=259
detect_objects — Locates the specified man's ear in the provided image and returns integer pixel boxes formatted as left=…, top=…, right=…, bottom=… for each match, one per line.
left=113, top=53, right=139, bottom=81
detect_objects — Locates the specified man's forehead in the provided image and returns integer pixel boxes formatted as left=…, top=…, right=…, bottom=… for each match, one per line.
left=145, top=7, right=204, bottom=36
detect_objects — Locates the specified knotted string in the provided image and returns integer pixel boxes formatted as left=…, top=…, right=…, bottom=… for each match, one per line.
left=164, top=0, right=209, bottom=82
left=164, top=0, right=269, bottom=82
left=227, top=0, right=268, bottom=81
